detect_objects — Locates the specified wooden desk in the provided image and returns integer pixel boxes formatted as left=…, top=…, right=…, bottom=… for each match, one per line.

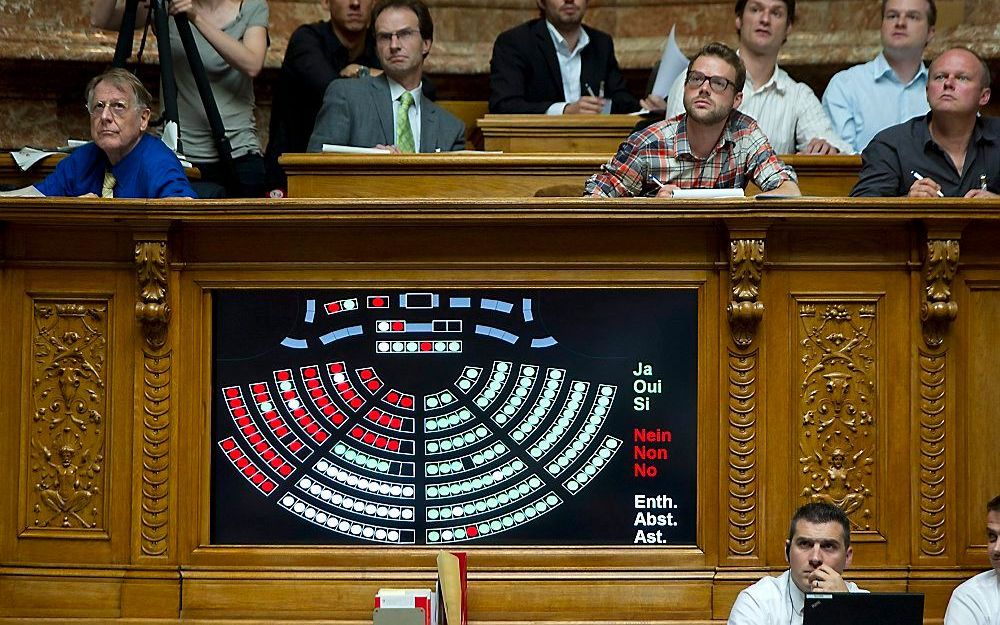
left=478, top=114, right=641, bottom=153
left=752, top=154, right=862, bottom=197
left=0, top=152, right=66, bottom=188
left=281, top=152, right=604, bottom=198
left=281, top=153, right=862, bottom=198
left=0, top=199, right=996, bottom=623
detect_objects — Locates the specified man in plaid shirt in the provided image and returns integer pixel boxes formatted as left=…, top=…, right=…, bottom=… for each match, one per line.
left=586, top=42, right=800, bottom=198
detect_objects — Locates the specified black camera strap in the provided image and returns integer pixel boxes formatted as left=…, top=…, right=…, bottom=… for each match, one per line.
left=111, top=0, right=239, bottom=192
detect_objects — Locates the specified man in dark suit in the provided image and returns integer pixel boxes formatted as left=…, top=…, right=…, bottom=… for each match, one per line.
left=265, top=0, right=382, bottom=189
left=488, top=0, right=664, bottom=115
left=307, top=0, right=465, bottom=153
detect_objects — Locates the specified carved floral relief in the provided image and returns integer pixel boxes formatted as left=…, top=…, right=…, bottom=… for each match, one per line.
left=797, top=301, right=877, bottom=531
left=27, top=301, right=108, bottom=532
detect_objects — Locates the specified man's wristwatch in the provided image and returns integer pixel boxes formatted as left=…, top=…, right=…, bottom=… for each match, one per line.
left=357, top=66, right=370, bottom=78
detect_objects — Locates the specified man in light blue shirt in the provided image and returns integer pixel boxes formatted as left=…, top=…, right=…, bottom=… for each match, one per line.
left=822, top=0, right=935, bottom=153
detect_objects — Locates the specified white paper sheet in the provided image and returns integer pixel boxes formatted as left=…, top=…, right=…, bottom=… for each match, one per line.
left=322, top=144, right=393, bottom=154
left=11, top=147, right=58, bottom=171
left=671, top=188, right=745, bottom=198
left=651, top=25, right=689, bottom=98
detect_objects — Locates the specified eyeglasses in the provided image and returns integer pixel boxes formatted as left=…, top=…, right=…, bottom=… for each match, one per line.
left=685, top=71, right=736, bottom=93
left=375, top=27, right=420, bottom=45
left=87, top=100, right=131, bottom=118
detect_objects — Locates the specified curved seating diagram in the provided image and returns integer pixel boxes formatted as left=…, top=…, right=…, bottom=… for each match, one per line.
left=216, top=292, right=624, bottom=544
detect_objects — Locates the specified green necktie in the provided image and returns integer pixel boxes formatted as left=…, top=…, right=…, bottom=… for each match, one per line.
left=101, top=170, right=116, bottom=198
left=396, top=91, right=415, bottom=153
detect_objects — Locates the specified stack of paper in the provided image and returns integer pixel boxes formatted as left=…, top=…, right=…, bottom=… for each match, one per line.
left=376, top=588, right=435, bottom=625
left=322, top=144, right=393, bottom=154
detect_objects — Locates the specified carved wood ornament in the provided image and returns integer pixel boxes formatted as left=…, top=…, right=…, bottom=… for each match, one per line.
left=797, top=301, right=876, bottom=532
left=727, top=239, right=765, bottom=348
left=135, top=240, right=171, bottom=557
left=726, top=238, right=764, bottom=557
left=917, top=238, right=957, bottom=556
left=27, top=302, right=108, bottom=533
left=727, top=350, right=758, bottom=556
left=921, top=239, right=959, bottom=348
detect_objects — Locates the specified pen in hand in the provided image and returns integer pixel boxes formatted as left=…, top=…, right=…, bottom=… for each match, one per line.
left=910, top=170, right=945, bottom=197
left=650, top=174, right=674, bottom=197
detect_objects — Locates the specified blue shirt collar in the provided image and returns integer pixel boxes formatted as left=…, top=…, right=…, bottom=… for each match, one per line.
left=872, top=51, right=928, bottom=87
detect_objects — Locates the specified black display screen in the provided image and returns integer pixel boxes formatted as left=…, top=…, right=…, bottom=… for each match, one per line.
left=211, top=288, right=698, bottom=546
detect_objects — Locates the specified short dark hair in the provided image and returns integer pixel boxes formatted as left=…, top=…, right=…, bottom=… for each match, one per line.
left=787, top=502, right=852, bottom=548
left=882, top=0, right=936, bottom=27
left=988, top=495, right=1000, bottom=513
left=86, top=67, right=152, bottom=111
left=735, top=0, right=795, bottom=24
left=372, top=0, right=433, bottom=41
left=688, top=42, right=747, bottom=92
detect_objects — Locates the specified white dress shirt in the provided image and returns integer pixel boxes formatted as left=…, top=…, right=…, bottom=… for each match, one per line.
left=666, top=54, right=851, bottom=155
left=544, top=21, right=591, bottom=115
left=945, top=570, right=1000, bottom=625
left=727, top=570, right=866, bottom=625
left=388, top=78, right=423, bottom=150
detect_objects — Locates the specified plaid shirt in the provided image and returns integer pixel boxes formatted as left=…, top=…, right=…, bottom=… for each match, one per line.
left=585, top=110, right=796, bottom=197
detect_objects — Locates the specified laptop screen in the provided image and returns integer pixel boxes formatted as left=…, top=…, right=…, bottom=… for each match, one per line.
left=802, top=592, right=924, bottom=625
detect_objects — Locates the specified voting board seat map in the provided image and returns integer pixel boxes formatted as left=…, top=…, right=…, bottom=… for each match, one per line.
left=212, top=289, right=698, bottom=546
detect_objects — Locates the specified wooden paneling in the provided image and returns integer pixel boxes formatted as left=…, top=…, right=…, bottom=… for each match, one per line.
left=1, top=199, right=998, bottom=623
left=281, top=153, right=862, bottom=199
left=479, top=115, right=642, bottom=154
left=280, top=153, right=605, bottom=199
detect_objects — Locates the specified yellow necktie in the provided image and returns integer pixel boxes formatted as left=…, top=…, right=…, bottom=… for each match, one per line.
left=101, top=170, right=116, bottom=198
left=396, top=92, right=415, bottom=153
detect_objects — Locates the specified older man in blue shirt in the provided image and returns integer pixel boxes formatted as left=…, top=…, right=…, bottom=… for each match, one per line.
left=822, top=0, right=935, bottom=153
left=1, top=68, right=194, bottom=199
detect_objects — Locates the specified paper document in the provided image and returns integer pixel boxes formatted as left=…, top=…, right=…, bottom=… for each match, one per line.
left=11, top=147, right=58, bottom=171
left=651, top=25, right=689, bottom=98
left=672, top=188, right=745, bottom=198
left=161, top=120, right=179, bottom=151
left=322, top=144, right=393, bottom=154
left=155, top=122, right=194, bottom=167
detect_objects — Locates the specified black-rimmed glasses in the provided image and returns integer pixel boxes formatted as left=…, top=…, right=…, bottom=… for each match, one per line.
left=684, top=71, right=736, bottom=93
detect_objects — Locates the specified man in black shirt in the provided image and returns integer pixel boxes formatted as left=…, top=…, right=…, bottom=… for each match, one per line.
left=851, top=47, right=999, bottom=198
left=265, top=0, right=382, bottom=192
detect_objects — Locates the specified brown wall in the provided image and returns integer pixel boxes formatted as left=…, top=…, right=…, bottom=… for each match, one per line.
left=1, top=0, right=999, bottom=148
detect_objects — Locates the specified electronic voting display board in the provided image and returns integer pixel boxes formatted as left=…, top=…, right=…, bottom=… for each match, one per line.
left=211, top=289, right=698, bottom=546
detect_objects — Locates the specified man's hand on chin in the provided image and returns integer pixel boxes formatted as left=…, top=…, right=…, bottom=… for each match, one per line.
left=807, top=564, right=850, bottom=592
